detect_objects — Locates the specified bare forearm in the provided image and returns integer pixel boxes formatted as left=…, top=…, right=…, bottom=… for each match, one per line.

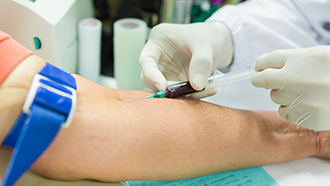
left=105, top=100, right=316, bottom=181
left=31, top=77, right=319, bottom=182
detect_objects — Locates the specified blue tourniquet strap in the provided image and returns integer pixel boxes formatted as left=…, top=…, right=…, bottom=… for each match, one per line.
left=1, top=62, right=76, bottom=186
left=2, top=114, right=27, bottom=149
left=2, top=106, right=64, bottom=186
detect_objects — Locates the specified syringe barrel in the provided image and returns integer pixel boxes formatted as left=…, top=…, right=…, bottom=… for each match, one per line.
left=225, top=69, right=254, bottom=84
left=205, top=70, right=229, bottom=90
left=205, top=69, right=254, bottom=90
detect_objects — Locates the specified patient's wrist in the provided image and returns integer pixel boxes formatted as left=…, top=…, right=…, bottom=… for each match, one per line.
left=0, top=55, right=45, bottom=144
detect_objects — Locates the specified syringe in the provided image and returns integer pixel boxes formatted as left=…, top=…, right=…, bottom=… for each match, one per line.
left=124, top=69, right=254, bottom=102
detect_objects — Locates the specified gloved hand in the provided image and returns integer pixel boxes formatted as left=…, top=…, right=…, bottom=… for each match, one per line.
left=139, top=22, right=234, bottom=99
left=252, top=46, right=330, bottom=131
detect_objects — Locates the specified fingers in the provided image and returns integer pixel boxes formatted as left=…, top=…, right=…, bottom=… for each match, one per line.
left=270, top=89, right=291, bottom=106
left=189, top=45, right=214, bottom=91
left=189, top=88, right=218, bottom=99
left=278, top=104, right=311, bottom=128
left=278, top=106, right=296, bottom=124
left=141, top=72, right=158, bottom=92
left=139, top=42, right=167, bottom=91
left=251, top=68, right=286, bottom=89
left=270, top=89, right=299, bottom=106
left=254, top=49, right=290, bottom=72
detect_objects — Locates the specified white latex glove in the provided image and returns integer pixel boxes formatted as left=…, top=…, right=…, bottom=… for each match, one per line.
left=252, top=46, right=330, bottom=131
left=139, top=22, right=234, bottom=99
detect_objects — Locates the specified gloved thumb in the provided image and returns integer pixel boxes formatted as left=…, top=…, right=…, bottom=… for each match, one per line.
left=189, top=49, right=214, bottom=91
left=189, top=88, right=218, bottom=99
left=141, top=71, right=167, bottom=92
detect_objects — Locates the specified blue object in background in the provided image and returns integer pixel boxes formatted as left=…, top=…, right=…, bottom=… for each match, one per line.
left=123, top=167, right=280, bottom=186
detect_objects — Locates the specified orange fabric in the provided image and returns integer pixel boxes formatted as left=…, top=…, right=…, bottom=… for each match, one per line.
left=0, top=31, right=33, bottom=85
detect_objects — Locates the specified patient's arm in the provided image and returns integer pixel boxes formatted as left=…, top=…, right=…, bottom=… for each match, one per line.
left=1, top=56, right=329, bottom=183
left=31, top=75, right=330, bottom=182
left=0, top=55, right=45, bottom=143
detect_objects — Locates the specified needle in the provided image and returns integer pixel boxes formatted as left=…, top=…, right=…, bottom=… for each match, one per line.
left=124, top=96, right=149, bottom=102
left=123, top=90, right=166, bottom=102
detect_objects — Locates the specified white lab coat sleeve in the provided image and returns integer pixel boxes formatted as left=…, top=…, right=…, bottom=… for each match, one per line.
left=206, top=0, right=330, bottom=71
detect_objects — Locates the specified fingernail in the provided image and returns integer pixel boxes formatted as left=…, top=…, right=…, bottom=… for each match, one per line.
left=193, top=73, right=207, bottom=90
left=207, top=88, right=218, bottom=97
left=156, top=83, right=166, bottom=91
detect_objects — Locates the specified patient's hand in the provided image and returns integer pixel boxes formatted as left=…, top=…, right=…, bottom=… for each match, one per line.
left=30, top=74, right=330, bottom=182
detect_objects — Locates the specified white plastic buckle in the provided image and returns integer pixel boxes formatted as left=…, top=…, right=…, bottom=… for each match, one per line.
left=22, top=74, right=77, bottom=128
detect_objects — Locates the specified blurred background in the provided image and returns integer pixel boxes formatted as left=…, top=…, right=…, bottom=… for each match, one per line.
left=0, top=0, right=245, bottom=90
left=94, top=0, right=245, bottom=78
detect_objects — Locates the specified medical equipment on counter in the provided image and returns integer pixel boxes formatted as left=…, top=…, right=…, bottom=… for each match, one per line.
left=160, top=0, right=193, bottom=24
left=114, top=18, right=147, bottom=90
left=1, top=63, right=77, bottom=186
left=124, top=69, right=254, bottom=102
left=78, top=18, right=102, bottom=83
left=0, top=0, right=93, bottom=73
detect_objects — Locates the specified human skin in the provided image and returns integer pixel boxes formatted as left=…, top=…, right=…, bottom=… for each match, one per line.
left=1, top=55, right=330, bottom=183
left=0, top=55, right=46, bottom=144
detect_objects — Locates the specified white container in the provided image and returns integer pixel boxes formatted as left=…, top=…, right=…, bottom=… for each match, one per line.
left=114, top=18, right=147, bottom=90
left=78, top=18, right=102, bottom=83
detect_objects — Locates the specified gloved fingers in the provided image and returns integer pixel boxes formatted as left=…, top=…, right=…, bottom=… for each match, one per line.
left=189, top=88, right=218, bottom=99
left=254, top=49, right=289, bottom=72
left=279, top=104, right=310, bottom=125
left=251, top=68, right=285, bottom=89
left=166, top=80, right=180, bottom=86
left=290, top=107, right=330, bottom=131
left=139, top=42, right=167, bottom=91
left=189, top=46, right=214, bottom=91
left=270, top=89, right=298, bottom=106
left=278, top=105, right=297, bottom=124
left=161, top=65, right=188, bottom=83
left=141, top=72, right=164, bottom=92
left=278, top=105, right=320, bottom=130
